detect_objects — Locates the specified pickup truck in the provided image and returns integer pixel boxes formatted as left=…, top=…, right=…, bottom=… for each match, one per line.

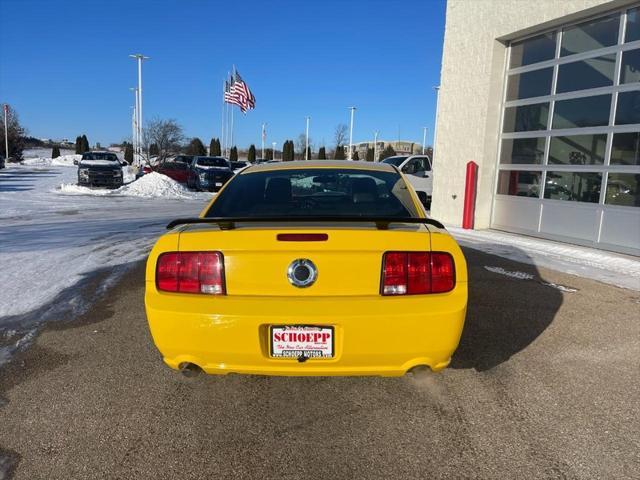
left=381, top=155, right=433, bottom=209
left=77, top=151, right=134, bottom=188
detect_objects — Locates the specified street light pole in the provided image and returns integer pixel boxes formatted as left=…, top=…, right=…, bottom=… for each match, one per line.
left=348, top=106, right=356, bottom=160
left=272, top=142, right=277, bottom=161
left=373, top=130, right=378, bottom=162
left=422, top=126, right=428, bottom=155
left=130, top=88, right=138, bottom=160
left=129, top=54, right=149, bottom=165
left=3, top=104, right=8, bottom=160
left=305, top=116, right=310, bottom=160
left=261, top=123, right=266, bottom=160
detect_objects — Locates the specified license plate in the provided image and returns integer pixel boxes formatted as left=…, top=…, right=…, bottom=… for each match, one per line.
left=270, top=325, right=334, bottom=359
left=215, top=182, right=223, bottom=187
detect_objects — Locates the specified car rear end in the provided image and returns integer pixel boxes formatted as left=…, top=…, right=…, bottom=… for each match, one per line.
left=145, top=162, right=467, bottom=376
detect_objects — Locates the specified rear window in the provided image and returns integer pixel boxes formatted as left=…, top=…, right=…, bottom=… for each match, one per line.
left=382, top=156, right=408, bottom=166
left=205, top=168, right=419, bottom=218
left=196, top=157, right=229, bottom=167
left=82, top=152, right=118, bottom=161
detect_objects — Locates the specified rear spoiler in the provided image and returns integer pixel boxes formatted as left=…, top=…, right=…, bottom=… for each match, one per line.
left=166, top=217, right=445, bottom=230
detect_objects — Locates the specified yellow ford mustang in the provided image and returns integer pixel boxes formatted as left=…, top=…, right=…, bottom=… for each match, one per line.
left=145, top=161, right=467, bottom=376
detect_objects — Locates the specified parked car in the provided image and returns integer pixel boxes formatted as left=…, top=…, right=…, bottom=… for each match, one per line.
left=77, top=151, right=131, bottom=188
left=173, top=155, right=194, bottom=165
left=145, top=160, right=467, bottom=377
left=381, top=155, right=433, bottom=208
left=157, top=161, right=190, bottom=184
left=186, top=156, right=233, bottom=191
left=231, top=160, right=249, bottom=170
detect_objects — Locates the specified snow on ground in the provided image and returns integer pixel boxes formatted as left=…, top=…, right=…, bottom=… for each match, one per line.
left=21, top=153, right=82, bottom=167
left=448, top=226, right=640, bottom=291
left=0, top=164, right=213, bottom=365
left=56, top=172, right=202, bottom=199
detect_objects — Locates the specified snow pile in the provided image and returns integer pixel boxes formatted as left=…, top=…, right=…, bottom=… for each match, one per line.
left=56, top=183, right=112, bottom=195
left=449, top=226, right=640, bottom=291
left=55, top=172, right=205, bottom=199
left=116, top=172, right=195, bottom=198
left=22, top=154, right=82, bottom=167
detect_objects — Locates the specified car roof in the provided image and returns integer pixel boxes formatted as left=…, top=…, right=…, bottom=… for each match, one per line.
left=241, top=160, right=397, bottom=174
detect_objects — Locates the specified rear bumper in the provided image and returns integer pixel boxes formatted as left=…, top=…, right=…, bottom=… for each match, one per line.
left=144, top=285, right=467, bottom=376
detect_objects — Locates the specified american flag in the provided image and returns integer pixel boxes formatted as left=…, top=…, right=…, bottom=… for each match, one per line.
left=224, top=70, right=255, bottom=113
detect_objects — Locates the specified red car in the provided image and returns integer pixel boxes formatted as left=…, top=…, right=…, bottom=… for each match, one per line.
left=157, top=161, right=190, bottom=184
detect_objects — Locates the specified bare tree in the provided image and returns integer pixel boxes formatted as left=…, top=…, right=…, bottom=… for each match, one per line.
left=334, top=124, right=348, bottom=148
left=143, top=118, right=184, bottom=162
left=295, top=133, right=313, bottom=159
left=0, top=104, right=27, bottom=162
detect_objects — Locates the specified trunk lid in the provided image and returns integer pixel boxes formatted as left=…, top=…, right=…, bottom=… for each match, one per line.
left=177, top=223, right=432, bottom=296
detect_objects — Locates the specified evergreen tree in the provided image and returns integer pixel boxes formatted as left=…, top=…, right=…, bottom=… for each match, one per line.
left=306, top=146, right=312, bottom=160
left=81, top=135, right=90, bottom=153
left=365, top=147, right=374, bottom=162
left=379, top=144, right=396, bottom=161
left=75, top=136, right=82, bottom=154
left=352, top=150, right=359, bottom=161
left=230, top=146, right=238, bottom=162
left=266, top=148, right=274, bottom=160
left=288, top=140, right=295, bottom=161
left=124, top=143, right=134, bottom=163
left=210, top=138, right=222, bottom=156
left=149, top=143, right=159, bottom=156
left=333, top=145, right=345, bottom=160
left=248, top=144, right=256, bottom=162
left=318, top=146, right=326, bottom=160
left=186, top=137, right=207, bottom=156
left=51, top=145, right=61, bottom=159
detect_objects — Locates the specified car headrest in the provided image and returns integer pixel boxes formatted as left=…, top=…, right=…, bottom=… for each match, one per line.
left=264, top=177, right=292, bottom=203
left=352, top=177, right=378, bottom=203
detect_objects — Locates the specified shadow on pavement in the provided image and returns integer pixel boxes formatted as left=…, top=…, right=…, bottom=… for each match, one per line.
left=451, top=247, right=564, bottom=372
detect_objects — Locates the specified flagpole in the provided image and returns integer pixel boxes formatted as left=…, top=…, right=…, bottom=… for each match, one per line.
left=221, top=79, right=226, bottom=156
left=261, top=123, right=266, bottom=159
left=230, top=66, right=236, bottom=155
left=230, top=105, right=234, bottom=153
left=305, top=116, right=310, bottom=160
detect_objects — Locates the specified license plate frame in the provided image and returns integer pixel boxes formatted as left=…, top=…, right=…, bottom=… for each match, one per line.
left=269, top=325, right=334, bottom=359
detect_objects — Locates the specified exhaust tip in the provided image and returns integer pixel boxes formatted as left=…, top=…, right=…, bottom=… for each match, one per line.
left=406, top=365, right=433, bottom=376
left=179, top=362, right=203, bottom=377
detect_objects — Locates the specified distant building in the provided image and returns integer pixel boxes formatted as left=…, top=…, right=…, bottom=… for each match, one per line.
left=347, top=140, right=422, bottom=160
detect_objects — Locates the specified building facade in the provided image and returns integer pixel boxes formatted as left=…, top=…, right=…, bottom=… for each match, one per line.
left=432, top=0, right=639, bottom=255
left=348, top=140, right=421, bottom=159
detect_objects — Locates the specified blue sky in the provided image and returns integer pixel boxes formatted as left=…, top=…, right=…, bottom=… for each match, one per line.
left=0, top=0, right=446, bottom=149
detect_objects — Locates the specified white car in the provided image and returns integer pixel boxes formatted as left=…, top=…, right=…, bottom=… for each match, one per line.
left=381, top=155, right=433, bottom=208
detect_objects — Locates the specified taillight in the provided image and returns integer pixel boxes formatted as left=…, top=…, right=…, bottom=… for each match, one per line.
left=381, top=251, right=455, bottom=295
left=156, top=252, right=225, bottom=294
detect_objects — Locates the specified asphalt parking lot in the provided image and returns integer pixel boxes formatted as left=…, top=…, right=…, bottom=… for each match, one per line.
left=1, top=248, right=639, bottom=479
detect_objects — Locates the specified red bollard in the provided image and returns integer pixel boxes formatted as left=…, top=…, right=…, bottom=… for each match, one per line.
left=462, top=161, right=478, bottom=230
